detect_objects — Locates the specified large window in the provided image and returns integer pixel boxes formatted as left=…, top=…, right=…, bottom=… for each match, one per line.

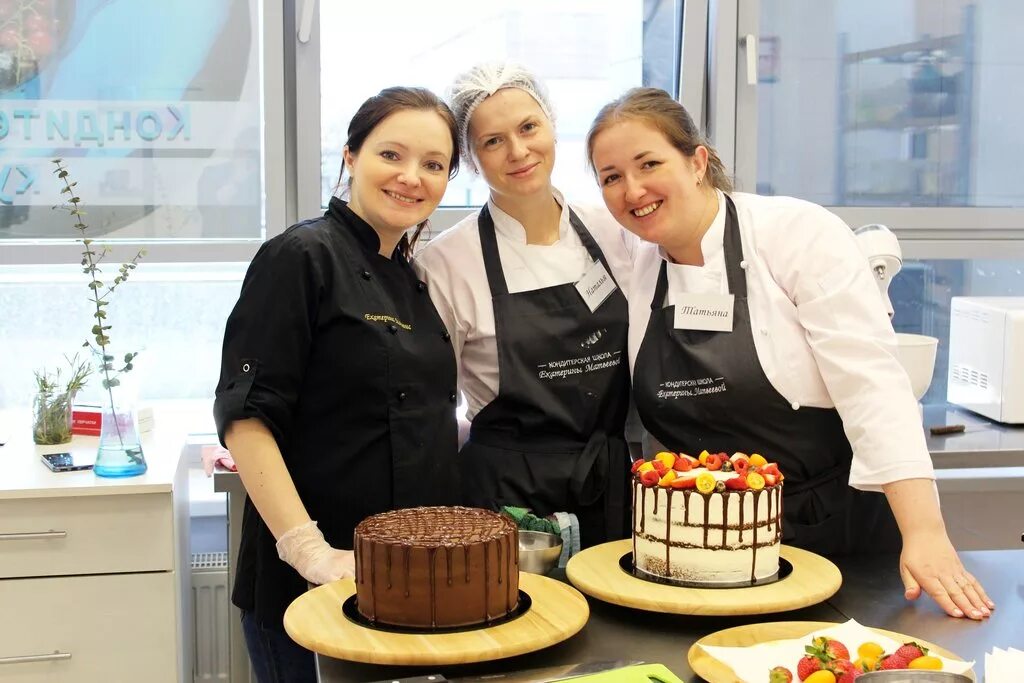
left=0, top=0, right=282, bottom=263
left=714, top=0, right=1024, bottom=410
left=316, top=0, right=684, bottom=212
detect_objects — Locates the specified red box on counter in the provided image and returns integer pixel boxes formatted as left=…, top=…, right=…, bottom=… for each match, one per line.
left=72, top=405, right=103, bottom=436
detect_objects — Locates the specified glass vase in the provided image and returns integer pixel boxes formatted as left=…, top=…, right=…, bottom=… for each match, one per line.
left=94, top=401, right=147, bottom=478
left=32, top=390, right=75, bottom=445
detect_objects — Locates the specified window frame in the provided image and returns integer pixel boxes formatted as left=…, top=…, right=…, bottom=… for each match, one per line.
left=711, top=0, right=1024, bottom=260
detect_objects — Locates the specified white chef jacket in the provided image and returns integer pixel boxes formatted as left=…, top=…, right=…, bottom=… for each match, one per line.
left=628, top=190, right=934, bottom=491
left=414, top=188, right=636, bottom=420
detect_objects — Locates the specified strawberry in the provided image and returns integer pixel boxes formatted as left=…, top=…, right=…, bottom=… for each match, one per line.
left=879, top=653, right=912, bottom=670
left=769, top=666, right=793, bottom=683
left=762, top=462, right=781, bottom=478
left=639, top=469, right=660, bottom=487
left=811, top=636, right=850, bottom=661
left=670, top=476, right=697, bottom=489
left=894, top=642, right=928, bottom=661
left=724, top=475, right=749, bottom=490
left=630, top=459, right=647, bottom=474
left=796, top=655, right=823, bottom=681
left=763, top=472, right=778, bottom=487
left=705, top=453, right=724, bottom=471
left=828, top=659, right=860, bottom=682
left=673, top=456, right=694, bottom=473
left=651, top=459, right=668, bottom=476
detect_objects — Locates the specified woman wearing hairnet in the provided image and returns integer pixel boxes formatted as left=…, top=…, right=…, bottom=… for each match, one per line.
left=413, top=63, right=635, bottom=548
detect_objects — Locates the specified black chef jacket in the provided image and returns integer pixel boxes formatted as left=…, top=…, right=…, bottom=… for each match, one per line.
left=214, top=197, right=459, bottom=627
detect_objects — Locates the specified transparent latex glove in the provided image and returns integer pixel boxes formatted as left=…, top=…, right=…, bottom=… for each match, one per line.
left=275, top=521, right=355, bottom=586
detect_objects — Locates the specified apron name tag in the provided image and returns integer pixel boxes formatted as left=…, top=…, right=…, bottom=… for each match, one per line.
left=674, top=293, right=735, bottom=332
left=575, top=260, right=617, bottom=313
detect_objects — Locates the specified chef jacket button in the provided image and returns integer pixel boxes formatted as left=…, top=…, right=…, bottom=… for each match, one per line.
left=761, top=328, right=769, bottom=336
left=387, top=324, right=398, bottom=334
left=791, top=401, right=800, bottom=410
left=242, top=363, right=250, bottom=372
left=740, top=260, right=748, bottom=270
left=448, top=391, right=457, bottom=403
left=441, top=331, right=451, bottom=342
left=416, top=281, right=426, bottom=292
left=397, top=391, right=407, bottom=402
left=361, top=270, right=372, bottom=280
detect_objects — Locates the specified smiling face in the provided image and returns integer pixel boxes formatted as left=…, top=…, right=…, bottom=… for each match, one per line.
left=468, top=88, right=556, bottom=202
left=344, top=108, right=454, bottom=245
left=590, top=117, right=711, bottom=254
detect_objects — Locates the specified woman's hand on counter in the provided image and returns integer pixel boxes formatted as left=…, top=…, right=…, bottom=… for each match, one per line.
left=899, top=529, right=995, bottom=620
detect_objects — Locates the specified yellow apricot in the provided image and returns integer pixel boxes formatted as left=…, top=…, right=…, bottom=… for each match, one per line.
left=857, top=642, right=884, bottom=659
left=909, top=655, right=942, bottom=670
left=803, top=671, right=836, bottom=683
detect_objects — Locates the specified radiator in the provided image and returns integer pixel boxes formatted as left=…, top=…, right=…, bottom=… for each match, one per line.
left=192, top=552, right=231, bottom=682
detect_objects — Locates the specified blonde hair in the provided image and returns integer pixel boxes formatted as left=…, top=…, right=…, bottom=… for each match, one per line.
left=586, top=87, right=733, bottom=193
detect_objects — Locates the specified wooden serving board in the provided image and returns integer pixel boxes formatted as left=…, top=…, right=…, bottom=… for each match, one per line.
left=282, top=571, right=589, bottom=666
left=688, top=621, right=974, bottom=682
left=565, top=540, right=841, bottom=615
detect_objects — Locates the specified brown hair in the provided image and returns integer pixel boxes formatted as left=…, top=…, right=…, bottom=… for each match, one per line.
left=586, top=87, right=733, bottom=193
left=336, top=86, right=460, bottom=258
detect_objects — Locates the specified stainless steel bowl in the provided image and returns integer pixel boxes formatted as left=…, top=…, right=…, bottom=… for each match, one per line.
left=859, top=671, right=972, bottom=683
left=517, top=530, right=562, bottom=575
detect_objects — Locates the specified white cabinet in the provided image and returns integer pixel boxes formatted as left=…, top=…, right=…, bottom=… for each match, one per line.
left=0, top=423, right=190, bottom=683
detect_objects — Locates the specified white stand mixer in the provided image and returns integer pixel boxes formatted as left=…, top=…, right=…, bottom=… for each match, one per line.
left=854, top=224, right=939, bottom=406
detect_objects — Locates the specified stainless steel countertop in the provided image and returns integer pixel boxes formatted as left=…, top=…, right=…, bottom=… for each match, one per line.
left=924, top=405, right=1024, bottom=468
left=316, top=550, right=1024, bottom=682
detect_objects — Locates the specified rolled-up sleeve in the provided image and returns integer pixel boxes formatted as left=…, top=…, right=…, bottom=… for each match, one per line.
left=774, top=207, right=934, bottom=490
left=214, top=232, right=322, bottom=448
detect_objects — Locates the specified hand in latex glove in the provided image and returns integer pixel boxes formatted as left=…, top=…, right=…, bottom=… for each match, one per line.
left=899, top=529, right=994, bottom=620
left=275, top=521, right=355, bottom=586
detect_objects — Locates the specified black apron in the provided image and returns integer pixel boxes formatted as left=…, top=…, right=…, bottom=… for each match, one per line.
left=461, top=205, right=632, bottom=547
left=632, top=195, right=901, bottom=557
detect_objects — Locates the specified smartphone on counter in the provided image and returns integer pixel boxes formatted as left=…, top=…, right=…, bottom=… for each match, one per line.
left=40, top=452, right=94, bottom=472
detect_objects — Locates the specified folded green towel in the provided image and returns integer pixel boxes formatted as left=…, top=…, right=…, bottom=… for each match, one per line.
left=500, top=506, right=561, bottom=535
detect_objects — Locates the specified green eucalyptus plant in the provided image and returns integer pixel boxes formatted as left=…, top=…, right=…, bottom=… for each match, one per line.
left=52, top=159, right=146, bottom=462
left=32, top=354, right=91, bottom=445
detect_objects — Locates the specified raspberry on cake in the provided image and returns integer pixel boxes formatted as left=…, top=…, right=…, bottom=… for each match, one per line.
left=354, top=506, right=519, bottom=628
left=630, top=452, right=784, bottom=584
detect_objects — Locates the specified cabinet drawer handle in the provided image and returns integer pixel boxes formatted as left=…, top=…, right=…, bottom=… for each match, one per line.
left=0, top=651, right=72, bottom=664
left=0, top=531, right=68, bottom=541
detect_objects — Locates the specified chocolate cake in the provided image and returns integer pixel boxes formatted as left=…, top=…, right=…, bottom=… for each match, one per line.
left=353, top=506, right=519, bottom=628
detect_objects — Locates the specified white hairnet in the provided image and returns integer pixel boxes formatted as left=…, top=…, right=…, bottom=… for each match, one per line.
left=447, top=62, right=555, bottom=169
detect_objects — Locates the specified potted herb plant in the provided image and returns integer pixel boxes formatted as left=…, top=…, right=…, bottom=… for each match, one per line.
left=53, top=159, right=147, bottom=477
left=32, top=354, right=91, bottom=445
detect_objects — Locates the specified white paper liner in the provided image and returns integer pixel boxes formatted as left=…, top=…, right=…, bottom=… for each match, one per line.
left=698, top=619, right=974, bottom=682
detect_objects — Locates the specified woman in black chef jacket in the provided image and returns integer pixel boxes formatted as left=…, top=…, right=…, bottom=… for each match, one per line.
left=413, top=63, right=636, bottom=548
left=214, top=87, right=462, bottom=680
left=586, top=88, right=994, bottom=621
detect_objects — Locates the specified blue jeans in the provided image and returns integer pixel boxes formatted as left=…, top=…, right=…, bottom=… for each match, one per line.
left=240, top=610, right=316, bottom=683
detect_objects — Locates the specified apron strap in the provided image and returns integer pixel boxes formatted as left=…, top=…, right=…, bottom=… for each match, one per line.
left=568, top=431, right=628, bottom=540
left=784, top=461, right=849, bottom=496
left=477, top=204, right=509, bottom=297
left=649, top=193, right=747, bottom=311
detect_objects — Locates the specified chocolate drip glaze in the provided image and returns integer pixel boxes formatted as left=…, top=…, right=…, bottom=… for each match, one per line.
left=738, top=492, right=745, bottom=542
left=665, top=489, right=673, bottom=569
left=750, top=489, right=761, bottom=583
left=721, top=491, right=729, bottom=549
left=355, top=507, right=518, bottom=629
left=632, top=474, right=784, bottom=583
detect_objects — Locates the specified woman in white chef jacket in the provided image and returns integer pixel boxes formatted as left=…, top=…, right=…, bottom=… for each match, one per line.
left=586, top=87, right=994, bottom=620
left=413, top=63, right=635, bottom=547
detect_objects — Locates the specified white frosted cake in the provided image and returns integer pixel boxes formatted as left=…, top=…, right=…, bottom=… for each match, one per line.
left=631, top=451, right=783, bottom=585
